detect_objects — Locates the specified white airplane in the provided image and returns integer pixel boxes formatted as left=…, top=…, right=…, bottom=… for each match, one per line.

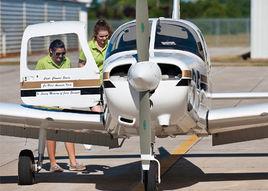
left=0, top=0, right=268, bottom=190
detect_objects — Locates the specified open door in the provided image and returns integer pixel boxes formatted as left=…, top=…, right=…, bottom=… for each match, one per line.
left=20, top=21, right=101, bottom=108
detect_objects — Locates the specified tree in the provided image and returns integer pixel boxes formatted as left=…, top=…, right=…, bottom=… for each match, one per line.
left=88, top=0, right=250, bottom=20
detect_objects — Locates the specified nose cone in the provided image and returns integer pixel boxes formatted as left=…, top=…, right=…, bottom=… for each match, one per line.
left=128, top=61, right=161, bottom=92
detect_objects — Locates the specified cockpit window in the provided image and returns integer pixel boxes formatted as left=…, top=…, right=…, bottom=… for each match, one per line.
left=106, top=20, right=205, bottom=61
left=27, top=33, right=80, bottom=70
left=155, top=21, right=204, bottom=60
left=106, top=22, right=152, bottom=58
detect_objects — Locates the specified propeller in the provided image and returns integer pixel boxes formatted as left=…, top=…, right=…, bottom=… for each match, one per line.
left=128, top=0, right=161, bottom=175
left=136, top=0, right=150, bottom=62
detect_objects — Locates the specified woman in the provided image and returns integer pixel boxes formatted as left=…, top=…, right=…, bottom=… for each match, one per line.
left=78, top=19, right=112, bottom=73
left=79, top=20, right=112, bottom=150
left=79, top=19, right=112, bottom=112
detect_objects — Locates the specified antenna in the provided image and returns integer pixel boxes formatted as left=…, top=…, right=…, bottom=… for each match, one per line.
left=172, top=0, right=180, bottom=19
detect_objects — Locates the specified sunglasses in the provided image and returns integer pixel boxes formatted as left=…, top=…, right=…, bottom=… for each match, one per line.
left=54, top=52, right=66, bottom=56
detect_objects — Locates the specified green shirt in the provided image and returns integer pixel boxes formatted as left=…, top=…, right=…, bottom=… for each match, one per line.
left=35, top=55, right=70, bottom=70
left=79, top=40, right=107, bottom=73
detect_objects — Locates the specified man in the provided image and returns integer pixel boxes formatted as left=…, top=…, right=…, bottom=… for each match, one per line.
left=36, top=39, right=86, bottom=172
left=36, top=40, right=70, bottom=70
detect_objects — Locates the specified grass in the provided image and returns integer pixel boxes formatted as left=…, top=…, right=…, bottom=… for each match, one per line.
left=211, top=55, right=268, bottom=66
left=205, top=34, right=250, bottom=47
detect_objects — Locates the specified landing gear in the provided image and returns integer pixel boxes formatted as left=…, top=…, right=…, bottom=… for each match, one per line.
left=143, top=161, right=159, bottom=191
left=18, top=149, right=35, bottom=185
left=18, top=120, right=48, bottom=185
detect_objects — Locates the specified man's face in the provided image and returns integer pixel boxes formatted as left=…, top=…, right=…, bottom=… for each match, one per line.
left=51, top=48, right=66, bottom=65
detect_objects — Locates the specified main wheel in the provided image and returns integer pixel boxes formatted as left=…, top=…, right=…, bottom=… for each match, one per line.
left=143, top=161, right=158, bottom=191
left=18, top=149, right=35, bottom=185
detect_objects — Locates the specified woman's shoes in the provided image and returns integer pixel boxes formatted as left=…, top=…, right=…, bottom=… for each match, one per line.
left=50, top=163, right=86, bottom=172
left=50, top=163, right=64, bottom=172
left=69, top=163, right=86, bottom=171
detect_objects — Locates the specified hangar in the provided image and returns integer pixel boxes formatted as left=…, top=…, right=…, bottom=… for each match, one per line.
left=0, top=0, right=91, bottom=57
left=251, top=0, right=268, bottom=59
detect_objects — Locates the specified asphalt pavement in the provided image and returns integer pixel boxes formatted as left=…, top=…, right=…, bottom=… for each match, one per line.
left=1, top=61, right=268, bottom=190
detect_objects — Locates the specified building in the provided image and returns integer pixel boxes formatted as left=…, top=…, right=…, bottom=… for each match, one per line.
left=0, top=0, right=91, bottom=57
left=251, top=0, right=268, bottom=59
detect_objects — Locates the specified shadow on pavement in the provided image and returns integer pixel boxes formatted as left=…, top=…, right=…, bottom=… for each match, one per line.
left=159, top=157, right=268, bottom=190
left=1, top=155, right=268, bottom=191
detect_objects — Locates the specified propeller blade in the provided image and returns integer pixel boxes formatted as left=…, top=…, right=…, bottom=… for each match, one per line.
left=129, top=1, right=161, bottom=188
left=135, top=0, right=152, bottom=171
left=136, top=0, right=150, bottom=62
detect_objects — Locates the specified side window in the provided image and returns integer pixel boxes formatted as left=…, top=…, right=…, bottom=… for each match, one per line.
left=197, top=42, right=205, bottom=61
left=27, top=33, right=80, bottom=70
left=197, top=29, right=208, bottom=62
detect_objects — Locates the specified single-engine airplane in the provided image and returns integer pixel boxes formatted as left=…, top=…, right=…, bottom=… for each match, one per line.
left=1, top=0, right=268, bottom=190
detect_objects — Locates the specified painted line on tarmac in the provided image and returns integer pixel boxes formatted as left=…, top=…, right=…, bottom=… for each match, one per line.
left=160, top=135, right=200, bottom=176
left=172, top=135, right=200, bottom=155
left=132, top=135, right=200, bottom=191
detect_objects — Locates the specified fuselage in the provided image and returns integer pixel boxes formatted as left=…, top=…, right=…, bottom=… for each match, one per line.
left=103, top=18, right=210, bottom=138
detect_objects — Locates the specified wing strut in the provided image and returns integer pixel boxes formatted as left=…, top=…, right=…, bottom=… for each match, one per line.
left=36, top=119, right=49, bottom=171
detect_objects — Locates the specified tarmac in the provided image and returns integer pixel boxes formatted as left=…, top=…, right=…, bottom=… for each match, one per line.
left=1, top=47, right=268, bottom=190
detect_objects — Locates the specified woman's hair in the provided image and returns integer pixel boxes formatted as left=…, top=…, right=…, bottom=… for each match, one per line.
left=92, top=19, right=112, bottom=40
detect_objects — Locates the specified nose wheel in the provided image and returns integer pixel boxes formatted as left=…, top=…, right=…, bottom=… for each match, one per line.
left=17, top=121, right=48, bottom=185
left=18, top=149, right=35, bottom=185
left=143, top=161, right=159, bottom=191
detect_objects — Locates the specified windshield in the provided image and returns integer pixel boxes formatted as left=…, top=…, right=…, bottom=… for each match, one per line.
left=106, top=22, right=152, bottom=58
left=106, top=20, right=205, bottom=61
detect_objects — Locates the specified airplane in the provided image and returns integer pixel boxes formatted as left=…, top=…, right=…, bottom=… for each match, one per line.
left=0, top=0, right=268, bottom=190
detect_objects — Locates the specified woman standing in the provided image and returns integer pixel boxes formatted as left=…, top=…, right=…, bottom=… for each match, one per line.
left=79, top=20, right=112, bottom=151
left=79, top=19, right=112, bottom=72
left=79, top=19, right=112, bottom=113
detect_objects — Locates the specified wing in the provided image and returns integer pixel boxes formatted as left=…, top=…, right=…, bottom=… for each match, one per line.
left=207, top=102, right=268, bottom=146
left=206, top=92, right=268, bottom=99
left=0, top=102, right=119, bottom=148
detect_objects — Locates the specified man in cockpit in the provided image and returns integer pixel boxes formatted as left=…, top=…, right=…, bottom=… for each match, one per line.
left=36, top=39, right=86, bottom=172
left=36, top=40, right=70, bottom=70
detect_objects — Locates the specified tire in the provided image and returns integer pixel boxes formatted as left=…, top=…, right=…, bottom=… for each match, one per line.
left=18, top=149, right=35, bottom=185
left=143, top=161, right=158, bottom=191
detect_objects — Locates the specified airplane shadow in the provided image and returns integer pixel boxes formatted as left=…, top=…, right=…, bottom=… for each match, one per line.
left=1, top=153, right=268, bottom=190
left=158, top=156, right=268, bottom=190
